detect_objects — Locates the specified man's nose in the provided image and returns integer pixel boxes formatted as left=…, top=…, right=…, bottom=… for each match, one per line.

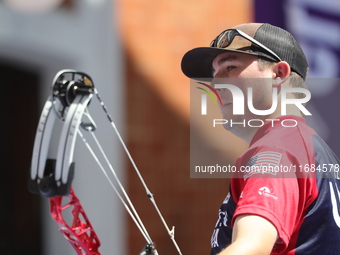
left=211, top=67, right=228, bottom=91
left=211, top=76, right=226, bottom=92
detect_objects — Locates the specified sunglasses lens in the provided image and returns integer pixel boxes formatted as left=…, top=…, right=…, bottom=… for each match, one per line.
left=210, top=30, right=234, bottom=48
left=216, top=34, right=226, bottom=48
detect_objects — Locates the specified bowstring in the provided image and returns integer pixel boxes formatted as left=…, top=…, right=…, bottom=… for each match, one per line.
left=78, top=129, right=152, bottom=247
left=91, top=88, right=183, bottom=255
left=82, top=126, right=154, bottom=243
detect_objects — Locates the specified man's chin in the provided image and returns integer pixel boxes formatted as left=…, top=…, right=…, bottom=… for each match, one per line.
left=223, top=123, right=249, bottom=139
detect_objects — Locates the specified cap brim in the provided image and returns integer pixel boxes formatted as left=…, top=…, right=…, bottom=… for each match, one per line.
left=181, top=47, right=262, bottom=80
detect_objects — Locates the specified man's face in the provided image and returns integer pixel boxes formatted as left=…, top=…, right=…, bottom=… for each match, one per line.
left=211, top=52, right=275, bottom=135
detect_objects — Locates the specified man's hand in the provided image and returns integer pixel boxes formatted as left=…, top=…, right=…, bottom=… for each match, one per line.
left=219, top=214, right=278, bottom=255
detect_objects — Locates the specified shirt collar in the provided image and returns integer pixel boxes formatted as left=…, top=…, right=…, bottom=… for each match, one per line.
left=249, top=115, right=306, bottom=146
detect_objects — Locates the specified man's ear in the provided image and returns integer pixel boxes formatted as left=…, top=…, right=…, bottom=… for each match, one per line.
left=272, top=61, right=290, bottom=87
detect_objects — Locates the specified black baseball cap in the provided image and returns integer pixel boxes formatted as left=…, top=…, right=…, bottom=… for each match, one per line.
left=181, top=23, right=309, bottom=80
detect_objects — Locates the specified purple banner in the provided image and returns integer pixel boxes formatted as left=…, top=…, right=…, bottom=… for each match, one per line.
left=255, top=0, right=340, bottom=155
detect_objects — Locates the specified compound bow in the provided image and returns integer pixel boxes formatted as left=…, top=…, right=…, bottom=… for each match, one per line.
left=29, top=70, right=182, bottom=255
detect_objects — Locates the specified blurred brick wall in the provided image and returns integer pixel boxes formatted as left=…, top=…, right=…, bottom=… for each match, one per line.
left=117, top=1, right=252, bottom=254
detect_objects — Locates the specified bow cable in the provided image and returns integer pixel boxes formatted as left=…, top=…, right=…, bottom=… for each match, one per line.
left=77, top=127, right=155, bottom=250
left=92, top=88, right=183, bottom=255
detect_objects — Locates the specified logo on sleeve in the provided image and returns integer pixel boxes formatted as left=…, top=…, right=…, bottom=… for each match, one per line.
left=258, top=186, right=278, bottom=200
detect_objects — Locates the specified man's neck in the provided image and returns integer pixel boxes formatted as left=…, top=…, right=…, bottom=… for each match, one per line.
left=235, top=110, right=303, bottom=145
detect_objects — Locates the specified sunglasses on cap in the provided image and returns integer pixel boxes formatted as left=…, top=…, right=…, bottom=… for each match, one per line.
left=210, top=29, right=282, bottom=63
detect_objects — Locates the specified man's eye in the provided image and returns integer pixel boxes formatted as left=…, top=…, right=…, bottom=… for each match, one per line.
left=227, top=66, right=236, bottom=71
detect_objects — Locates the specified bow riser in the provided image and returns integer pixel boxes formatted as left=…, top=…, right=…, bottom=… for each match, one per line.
left=50, top=188, right=101, bottom=255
